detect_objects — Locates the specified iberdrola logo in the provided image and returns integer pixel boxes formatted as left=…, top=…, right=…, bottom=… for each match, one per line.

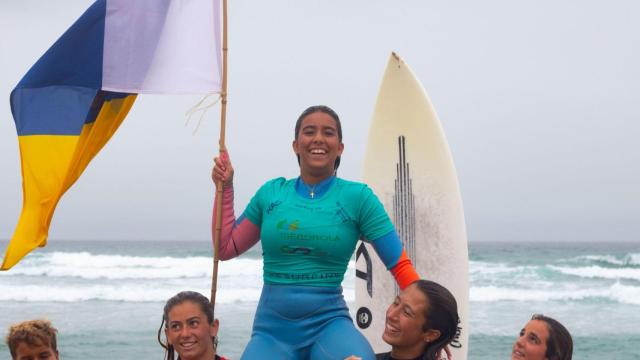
left=277, top=219, right=300, bottom=231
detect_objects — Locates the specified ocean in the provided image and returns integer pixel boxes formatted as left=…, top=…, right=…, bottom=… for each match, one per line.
left=1, top=240, right=639, bottom=359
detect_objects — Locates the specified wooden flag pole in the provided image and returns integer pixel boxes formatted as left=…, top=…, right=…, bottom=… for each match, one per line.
left=211, top=0, right=229, bottom=314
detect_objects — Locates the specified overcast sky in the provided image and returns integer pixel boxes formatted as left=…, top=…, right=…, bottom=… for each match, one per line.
left=1, top=0, right=639, bottom=247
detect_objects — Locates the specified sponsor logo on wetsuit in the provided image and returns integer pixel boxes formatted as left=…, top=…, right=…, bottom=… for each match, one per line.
left=335, top=202, right=352, bottom=223
left=280, top=245, right=328, bottom=257
left=266, top=200, right=282, bottom=214
left=277, top=219, right=300, bottom=231
left=276, top=219, right=341, bottom=243
left=266, top=272, right=342, bottom=281
left=280, top=233, right=340, bottom=242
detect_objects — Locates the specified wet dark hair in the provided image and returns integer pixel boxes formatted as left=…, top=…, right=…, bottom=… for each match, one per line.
left=294, top=105, right=343, bottom=172
left=531, top=314, right=573, bottom=360
left=414, top=280, right=460, bottom=360
left=158, top=291, right=217, bottom=360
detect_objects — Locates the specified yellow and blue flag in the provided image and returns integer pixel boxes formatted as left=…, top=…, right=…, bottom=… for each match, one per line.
left=2, top=0, right=222, bottom=270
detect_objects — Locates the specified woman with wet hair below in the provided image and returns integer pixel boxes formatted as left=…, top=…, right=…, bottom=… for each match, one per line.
left=512, top=314, right=573, bottom=360
left=212, top=105, right=419, bottom=359
left=159, top=291, right=228, bottom=360
left=5, top=319, right=59, bottom=360
left=349, top=279, right=459, bottom=360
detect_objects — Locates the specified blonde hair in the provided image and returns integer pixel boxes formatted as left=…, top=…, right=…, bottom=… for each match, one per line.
left=6, top=319, right=58, bottom=359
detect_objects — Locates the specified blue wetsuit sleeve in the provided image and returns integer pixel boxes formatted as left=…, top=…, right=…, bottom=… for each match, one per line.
left=370, top=230, right=403, bottom=269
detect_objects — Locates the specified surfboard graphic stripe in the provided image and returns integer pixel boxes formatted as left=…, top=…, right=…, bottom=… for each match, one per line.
left=394, top=135, right=416, bottom=268
left=393, top=135, right=417, bottom=296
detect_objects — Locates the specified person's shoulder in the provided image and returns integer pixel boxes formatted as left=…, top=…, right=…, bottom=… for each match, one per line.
left=335, top=177, right=369, bottom=191
left=255, top=177, right=294, bottom=197
left=261, top=177, right=289, bottom=186
left=335, top=177, right=375, bottom=198
left=259, top=177, right=293, bottom=190
left=375, top=352, right=392, bottom=360
left=335, top=177, right=363, bottom=186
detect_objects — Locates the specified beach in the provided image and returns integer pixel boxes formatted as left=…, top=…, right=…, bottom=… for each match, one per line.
left=1, top=240, right=638, bottom=359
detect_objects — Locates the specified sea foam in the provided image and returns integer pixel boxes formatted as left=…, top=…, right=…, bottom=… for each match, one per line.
left=0, top=252, right=262, bottom=280
left=0, top=283, right=263, bottom=303
left=549, top=265, right=640, bottom=281
left=0, top=251, right=357, bottom=302
left=471, top=282, right=640, bottom=305
left=573, top=253, right=640, bottom=267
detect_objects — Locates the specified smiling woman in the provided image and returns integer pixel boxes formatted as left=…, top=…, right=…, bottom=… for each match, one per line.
left=210, top=105, right=420, bottom=359
left=158, top=291, right=228, bottom=360
left=376, top=280, right=459, bottom=360
left=511, top=314, right=573, bottom=360
left=292, top=106, right=344, bottom=184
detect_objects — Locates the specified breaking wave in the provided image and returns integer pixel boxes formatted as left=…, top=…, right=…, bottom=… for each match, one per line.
left=471, top=282, right=640, bottom=305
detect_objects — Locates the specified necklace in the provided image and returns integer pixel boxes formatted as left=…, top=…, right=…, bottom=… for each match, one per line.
left=307, top=183, right=317, bottom=199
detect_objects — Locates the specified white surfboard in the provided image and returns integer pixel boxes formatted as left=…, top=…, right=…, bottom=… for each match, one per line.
left=355, top=53, right=469, bottom=359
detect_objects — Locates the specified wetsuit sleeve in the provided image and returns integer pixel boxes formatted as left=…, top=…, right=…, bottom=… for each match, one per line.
left=370, top=231, right=420, bottom=289
left=212, top=185, right=260, bottom=260
left=358, top=185, right=419, bottom=289
left=357, top=186, right=395, bottom=240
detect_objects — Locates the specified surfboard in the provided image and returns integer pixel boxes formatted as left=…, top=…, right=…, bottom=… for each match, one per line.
left=355, top=52, right=469, bottom=359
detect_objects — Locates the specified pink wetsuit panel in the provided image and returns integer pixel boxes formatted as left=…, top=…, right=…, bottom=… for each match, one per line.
left=212, top=185, right=260, bottom=260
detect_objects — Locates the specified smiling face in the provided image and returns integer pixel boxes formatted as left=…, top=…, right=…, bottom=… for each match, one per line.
left=382, top=283, right=441, bottom=358
left=165, top=301, right=218, bottom=360
left=14, top=341, right=58, bottom=360
left=512, top=320, right=550, bottom=360
left=292, top=111, right=344, bottom=183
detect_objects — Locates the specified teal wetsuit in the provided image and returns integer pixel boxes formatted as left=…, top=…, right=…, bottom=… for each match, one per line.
left=214, top=176, right=418, bottom=359
left=243, top=177, right=394, bottom=287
